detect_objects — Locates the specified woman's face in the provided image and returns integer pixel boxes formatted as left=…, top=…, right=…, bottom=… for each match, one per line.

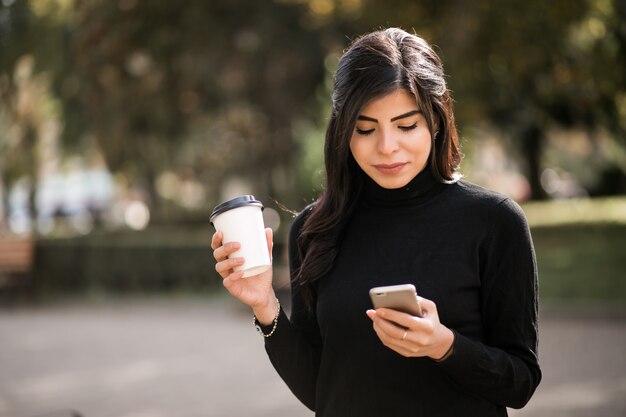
left=349, top=89, right=433, bottom=189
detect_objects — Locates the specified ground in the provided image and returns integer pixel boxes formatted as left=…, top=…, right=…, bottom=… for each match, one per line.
left=0, top=296, right=624, bottom=417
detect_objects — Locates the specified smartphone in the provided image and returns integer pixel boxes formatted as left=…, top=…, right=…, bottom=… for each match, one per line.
left=369, top=284, right=423, bottom=317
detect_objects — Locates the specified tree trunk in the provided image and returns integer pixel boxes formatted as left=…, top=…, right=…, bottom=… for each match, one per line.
left=521, top=124, right=547, bottom=200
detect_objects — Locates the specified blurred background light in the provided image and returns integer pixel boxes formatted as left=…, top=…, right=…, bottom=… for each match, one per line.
left=124, top=200, right=150, bottom=231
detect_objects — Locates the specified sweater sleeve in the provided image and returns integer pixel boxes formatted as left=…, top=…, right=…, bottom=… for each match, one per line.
left=436, top=197, right=542, bottom=409
left=263, top=207, right=322, bottom=411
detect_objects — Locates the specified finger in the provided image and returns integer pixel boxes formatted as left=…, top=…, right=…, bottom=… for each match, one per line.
left=371, top=321, right=418, bottom=356
left=368, top=311, right=431, bottom=358
left=370, top=313, right=407, bottom=340
left=373, top=322, right=425, bottom=356
left=210, top=231, right=223, bottom=251
left=371, top=311, right=430, bottom=346
left=223, top=271, right=245, bottom=292
left=372, top=320, right=401, bottom=342
left=416, top=297, right=437, bottom=317
left=215, top=257, right=245, bottom=276
left=213, top=241, right=241, bottom=262
left=223, top=270, right=245, bottom=284
left=375, top=308, right=422, bottom=330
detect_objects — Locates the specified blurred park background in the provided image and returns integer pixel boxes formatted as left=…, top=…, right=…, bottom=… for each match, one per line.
left=0, top=0, right=625, bottom=416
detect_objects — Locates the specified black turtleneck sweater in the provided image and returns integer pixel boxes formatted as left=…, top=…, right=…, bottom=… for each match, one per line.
left=262, top=169, right=541, bottom=417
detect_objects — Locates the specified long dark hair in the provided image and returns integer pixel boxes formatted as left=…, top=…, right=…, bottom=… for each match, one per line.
left=295, top=28, right=462, bottom=307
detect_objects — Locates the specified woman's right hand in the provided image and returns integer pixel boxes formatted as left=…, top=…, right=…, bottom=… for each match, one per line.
left=211, top=229, right=278, bottom=324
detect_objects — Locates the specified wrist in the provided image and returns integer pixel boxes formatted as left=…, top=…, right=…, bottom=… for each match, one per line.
left=431, top=327, right=455, bottom=362
left=252, top=294, right=279, bottom=325
left=253, top=297, right=281, bottom=338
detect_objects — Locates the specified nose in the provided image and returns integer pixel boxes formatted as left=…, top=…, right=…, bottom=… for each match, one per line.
left=377, top=128, right=399, bottom=155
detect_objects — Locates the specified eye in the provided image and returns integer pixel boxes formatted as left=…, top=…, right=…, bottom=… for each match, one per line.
left=356, top=127, right=375, bottom=136
left=398, top=122, right=418, bottom=132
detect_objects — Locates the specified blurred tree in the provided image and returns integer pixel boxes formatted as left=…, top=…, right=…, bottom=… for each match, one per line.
left=66, top=0, right=326, bottom=211
left=454, top=0, right=626, bottom=199
left=0, top=1, right=68, bottom=220
left=2, top=0, right=327, bottom=219
left=2, top=0, right=625, bottom=222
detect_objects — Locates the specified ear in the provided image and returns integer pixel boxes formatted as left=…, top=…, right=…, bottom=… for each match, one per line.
left=432, top=122, right=440, bottom=139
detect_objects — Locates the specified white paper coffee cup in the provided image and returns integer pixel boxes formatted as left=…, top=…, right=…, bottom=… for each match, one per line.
left=210, top=195, right=271, bottom=278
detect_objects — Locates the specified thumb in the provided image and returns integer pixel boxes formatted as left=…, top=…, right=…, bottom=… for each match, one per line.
left=417, top=297, right=439, bottom=318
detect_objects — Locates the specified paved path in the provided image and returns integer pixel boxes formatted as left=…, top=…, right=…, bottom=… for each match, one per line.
left=1, top=296, right=625, bottom=417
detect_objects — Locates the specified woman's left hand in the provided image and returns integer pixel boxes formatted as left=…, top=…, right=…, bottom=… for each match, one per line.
left=366, top=297, right=454, bottom=360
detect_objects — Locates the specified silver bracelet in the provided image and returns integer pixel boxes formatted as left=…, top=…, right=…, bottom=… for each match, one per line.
left=253, top=298, right=280, bottom=338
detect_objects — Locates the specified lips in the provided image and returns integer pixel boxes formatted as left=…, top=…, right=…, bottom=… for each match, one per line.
left=374, top=162, right=407, bottom=174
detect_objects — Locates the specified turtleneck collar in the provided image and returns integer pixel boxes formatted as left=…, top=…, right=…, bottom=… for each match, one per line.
left=359, top=167, right=445, bottom=208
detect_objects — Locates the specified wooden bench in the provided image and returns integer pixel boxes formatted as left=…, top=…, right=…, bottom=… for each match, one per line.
left=0, top=236, right=35, bottom=297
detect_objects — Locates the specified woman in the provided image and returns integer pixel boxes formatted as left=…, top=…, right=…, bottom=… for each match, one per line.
left=212, top=27, right=541, bottom=416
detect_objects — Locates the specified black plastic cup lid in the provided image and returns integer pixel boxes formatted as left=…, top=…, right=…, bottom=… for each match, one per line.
left=210, top=195, right=264, bottom=224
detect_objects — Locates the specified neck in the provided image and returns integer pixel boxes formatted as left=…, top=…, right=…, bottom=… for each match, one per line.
left=360, top=168, right=444, bottom=208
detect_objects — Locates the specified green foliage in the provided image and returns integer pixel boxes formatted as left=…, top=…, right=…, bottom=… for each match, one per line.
left=67, top=0, right=328, bottom=206
left=331, top=0, right=626, bottom=198
left=521, top=196, right=626, bottom=303
left=27, top=218, right=626, bottom=305
left=1, top=0, right=327, bottom=212
left=1, top=0, right=624, bottom=214
left=31, top=224, right=288, bottom=295
left=523, top=196, right=626, bottom=227
left=532, top=224, right=626, bottom=303
left=33, top=225, right=223, bottom=294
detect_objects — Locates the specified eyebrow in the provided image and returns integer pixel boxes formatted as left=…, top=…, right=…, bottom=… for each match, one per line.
left=357, top=110, right=422, bottom=123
